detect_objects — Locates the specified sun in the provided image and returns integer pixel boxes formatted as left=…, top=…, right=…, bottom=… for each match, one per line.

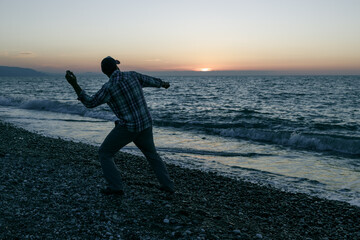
left=194, top=67, right=213, bottom=72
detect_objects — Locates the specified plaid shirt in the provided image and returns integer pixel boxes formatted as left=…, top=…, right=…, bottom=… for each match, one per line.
left=78, top=70, right=163, bottom=132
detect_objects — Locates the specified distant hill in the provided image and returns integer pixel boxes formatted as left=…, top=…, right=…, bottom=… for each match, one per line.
left=0, top=66, right=47, bottom=77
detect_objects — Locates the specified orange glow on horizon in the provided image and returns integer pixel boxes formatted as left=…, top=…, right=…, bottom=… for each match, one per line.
left=194, top=68, right=213, bottom=72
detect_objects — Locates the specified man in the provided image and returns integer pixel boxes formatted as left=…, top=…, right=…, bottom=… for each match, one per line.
left=65, top=56, right=174, bottom=195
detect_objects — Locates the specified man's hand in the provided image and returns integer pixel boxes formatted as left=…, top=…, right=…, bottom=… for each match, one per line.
left=65, top=70, right=77, bottom=85
left=65, top=70, right=82, bottom=96
left=162, top=81, right=170, bottom=89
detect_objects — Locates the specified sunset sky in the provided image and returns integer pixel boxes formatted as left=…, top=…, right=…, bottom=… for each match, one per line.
left=0, top=0, right=359, bottom=74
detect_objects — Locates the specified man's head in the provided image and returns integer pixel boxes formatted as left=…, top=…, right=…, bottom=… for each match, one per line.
left=101, top=56, right=120, bottom=77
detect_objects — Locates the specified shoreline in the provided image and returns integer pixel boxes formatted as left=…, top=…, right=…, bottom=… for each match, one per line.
left=1, top=121, right=359, bottom=239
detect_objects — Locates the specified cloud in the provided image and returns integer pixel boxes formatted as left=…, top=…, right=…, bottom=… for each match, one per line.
left=19, top=52, right=33, bottom=55
left=16, top=51, right=36, bottom=58
left=0, top=50, right=35, bottom=58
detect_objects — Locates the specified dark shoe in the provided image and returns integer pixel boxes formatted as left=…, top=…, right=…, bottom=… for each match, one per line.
left=101, top=187, right=124, bottom=196
left=157, top=185, right=175, bottom=194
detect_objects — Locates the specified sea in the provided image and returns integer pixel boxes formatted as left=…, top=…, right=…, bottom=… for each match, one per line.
left=1, top=74, right=359, bottom=206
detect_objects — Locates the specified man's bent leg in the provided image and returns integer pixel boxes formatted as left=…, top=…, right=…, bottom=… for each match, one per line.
left=99, top=125, right=136, bottom=191
left=134, top=127, right=174, bottom=191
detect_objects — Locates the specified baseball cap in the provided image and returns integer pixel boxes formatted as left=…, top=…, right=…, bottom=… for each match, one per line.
left=101, top=56, right=120, bottom=75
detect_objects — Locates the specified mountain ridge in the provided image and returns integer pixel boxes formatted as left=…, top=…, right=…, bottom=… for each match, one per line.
left=0, top=66, right=47, bottom=77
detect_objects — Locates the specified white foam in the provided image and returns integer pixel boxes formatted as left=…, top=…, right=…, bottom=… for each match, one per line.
left=214, top=128, right=360, bottom=155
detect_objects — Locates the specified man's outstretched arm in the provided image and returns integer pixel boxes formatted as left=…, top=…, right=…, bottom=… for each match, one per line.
left=131, top=71, right=170, bottom=89
left=65, top=70, right=110, bottom=108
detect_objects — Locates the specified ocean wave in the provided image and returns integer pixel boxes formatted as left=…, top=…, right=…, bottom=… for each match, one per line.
left=0, top=96, right=20, bottom=106
left=213, top=128, right=360, bottom=156
left=0, top=96, right=116, bottom=121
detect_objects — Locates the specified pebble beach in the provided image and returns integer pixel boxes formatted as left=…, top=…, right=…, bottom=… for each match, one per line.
left=1, top=121, right=359, bottom=240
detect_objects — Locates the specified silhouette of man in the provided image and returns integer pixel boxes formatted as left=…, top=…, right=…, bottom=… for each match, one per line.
left=65, top=56, right=174, bottom=195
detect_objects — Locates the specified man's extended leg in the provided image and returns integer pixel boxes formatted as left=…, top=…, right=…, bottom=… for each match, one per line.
left=98, top=125, right=136, bottom=191
left=133, top=127, right=174, bottom=192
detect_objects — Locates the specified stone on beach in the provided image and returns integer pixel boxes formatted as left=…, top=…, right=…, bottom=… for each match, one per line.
left=1, top=121, right=360, bottom=239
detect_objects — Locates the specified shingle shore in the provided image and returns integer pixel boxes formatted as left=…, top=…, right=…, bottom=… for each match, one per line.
left=0, top=121, right=359, bottom=240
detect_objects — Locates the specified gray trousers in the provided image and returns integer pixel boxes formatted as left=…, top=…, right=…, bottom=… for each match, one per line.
left=98, top=124, right=174, bottom=191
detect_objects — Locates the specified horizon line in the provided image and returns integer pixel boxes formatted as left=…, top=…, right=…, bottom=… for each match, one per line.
left=1, top=65, right=360, bottom=76
left=78, top=69, right=360, bottom=76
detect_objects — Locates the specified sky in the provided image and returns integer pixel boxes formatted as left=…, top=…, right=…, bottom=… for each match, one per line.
left=0, top=0, right=360, bottom=74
